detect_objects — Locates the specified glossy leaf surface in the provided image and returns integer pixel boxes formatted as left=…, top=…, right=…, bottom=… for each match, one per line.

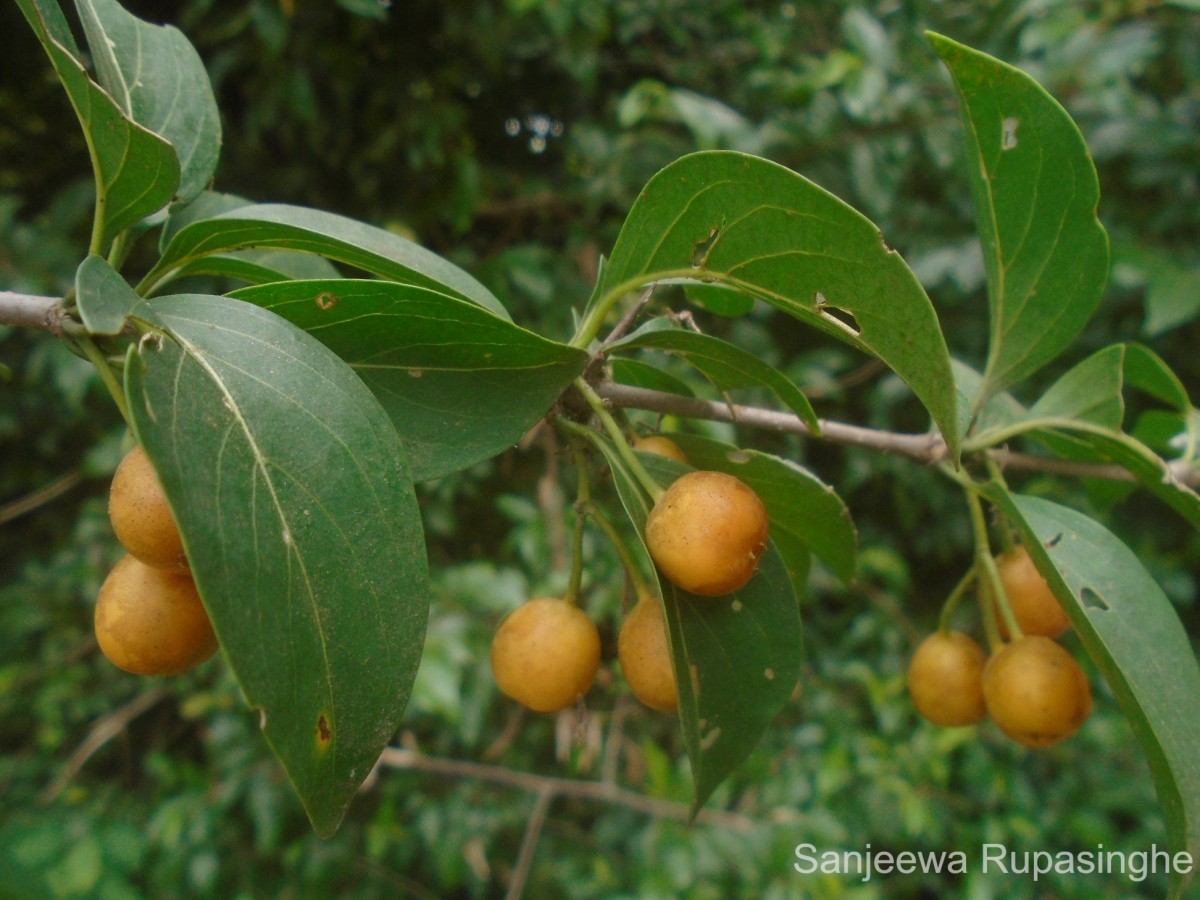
left=126, top=294, right=429, bottom=836
left=145, top=204, right=508, bottom=319
left=231, top=280, right=587, bottom=480
left=930, top=33, right=1109, bottom=402
left=597, top=150, right=959, bottom=457
left=75, top=0, right=221, bottom=200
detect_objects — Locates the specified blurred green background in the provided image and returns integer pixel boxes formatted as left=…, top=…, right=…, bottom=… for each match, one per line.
left=1, top=0, right=1198, bottom=896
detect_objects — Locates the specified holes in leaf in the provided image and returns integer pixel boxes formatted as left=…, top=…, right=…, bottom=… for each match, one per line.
left=814, top=294, right=861, bottom=336
left=1081, top=588, right=1109, bottom=612
left=691, top=226, right=721, bottom=268
left=1001, top=116, right=1020, bottom=150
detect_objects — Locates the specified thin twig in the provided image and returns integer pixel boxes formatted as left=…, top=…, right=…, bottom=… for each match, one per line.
left=0, top=291, right=68, bottom=335
left=990, top=448, right=1155, bottom=483
left=598, top=380, right=1200, bottom=486
left=482, top=707, right=527, bottom=762
left=504, top=787, right=553, bottom=900
left=596, top=380, right=945, bottom=463
left=7, top=293, right=1195, bottom=487
left=599, top=286, right=655, bottom=349
left=0, top=471, right=83, bottom=526
left=377, top=747, right=756, bottom=831
left=41, top=685, right=170, bottom=802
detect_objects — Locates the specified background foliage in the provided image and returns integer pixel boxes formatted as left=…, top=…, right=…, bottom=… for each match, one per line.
left=2, top=0, right=1198, bottom=896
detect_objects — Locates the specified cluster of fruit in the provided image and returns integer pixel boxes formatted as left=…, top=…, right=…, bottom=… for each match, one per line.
left=95, top=446, right=218, bottom=676
left=490, top=435, right=769, bottom=715
left=907, top=546, right=1092, bottom=748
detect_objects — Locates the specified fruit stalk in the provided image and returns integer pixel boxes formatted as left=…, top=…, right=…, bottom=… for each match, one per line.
left=76, top=335, right=131, bottom=427
left=965, top=489, right=1021, bottom=649
left=571, top=377, right=664, bottom=501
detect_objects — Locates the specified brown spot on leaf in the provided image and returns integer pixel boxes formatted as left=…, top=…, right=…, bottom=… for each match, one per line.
left=316, top=714, right=332, bottom=745
left=315, top=292, right=338, bottom=311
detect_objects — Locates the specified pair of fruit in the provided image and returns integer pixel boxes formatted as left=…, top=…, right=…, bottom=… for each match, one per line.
left=95, top=446, right=218, bottom=676
left=492, top=434, right=769, bottom=714
left=907, top=546, right=1091, bottom=748
left=490, top=592, right=678, bottom=714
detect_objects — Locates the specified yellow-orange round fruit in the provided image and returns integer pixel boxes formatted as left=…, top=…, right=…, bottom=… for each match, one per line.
left=490, top=598, right=601, bottom=713
left=109, top=445, right=187, bottom=571
left=644, top=470, right=769, bottom=596
left=987, top=545, right=1071, bottom=638
left=618, top=597, right=677, bottom=712
left=906, top=630, right=987, bottom=727
left=95, top=554, right=218, bottom=676
left=633, top=435, right=690, bottom=465
left=982, top=636, right=1092, bottom=748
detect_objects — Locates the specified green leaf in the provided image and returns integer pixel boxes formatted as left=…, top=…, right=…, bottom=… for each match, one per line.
left=75, top=255, right=140, bottom=336
left=1050, top=430, right=1200, bottom=532
left=75, top=0, right=221, bottom=200
left=664, top=433, right=856, bottom=585
left=1145, top=264, right=1200, bottom=337
left=609, top=319, right=820, bottom=433
left=125, top=294, right=429, bottom=837
left=928, top=33, right=1110, bottom=402
left=1123, top=344, right=1193, bottom=413
left=161, top=192, right=252, bottom=249
left=229, top=280, right=587, bottom=480
left=1027, top=346, right=1124, bottom=429
left=596, top=150, right=958, bottom=458
left=951, top=358, right=1025, bottom=441
left=684, top=283, right=756, bottom=317
left=980, top=487, right=1200, bottom=899
left=25, top=30, right=179, bottom=250
left=159, top=193, right=341, bottom=286
left=961, top=345, right=1200, bottom=531
left=168, top=249, right=343, bottom=287
left=14, top=0, right=81, bottom=58
left=969, top=344, right=1194, bottom=447
left=611, top=359, right=696, bottom=398
left=573, top=426, right=801, bottom=812
left=144, top=204, right=509, bottom=319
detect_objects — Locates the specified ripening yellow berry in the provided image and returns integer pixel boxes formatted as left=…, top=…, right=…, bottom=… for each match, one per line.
left=109, top=445, right=188, bottom=571
left=95, top=554, right=217, bottom=676
left=618, top=597, right=677, bottom=712
left=986, top=545, right=1071, bottom=638
left=490, top=598, right=601, bottom=713
left=645, top=471, right=769, bottom=596
left=906, top=630, right=986, bottom=726
left=633, top=435, right=690, bottom=465
left=982, top=636, right=1092, bottom=748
